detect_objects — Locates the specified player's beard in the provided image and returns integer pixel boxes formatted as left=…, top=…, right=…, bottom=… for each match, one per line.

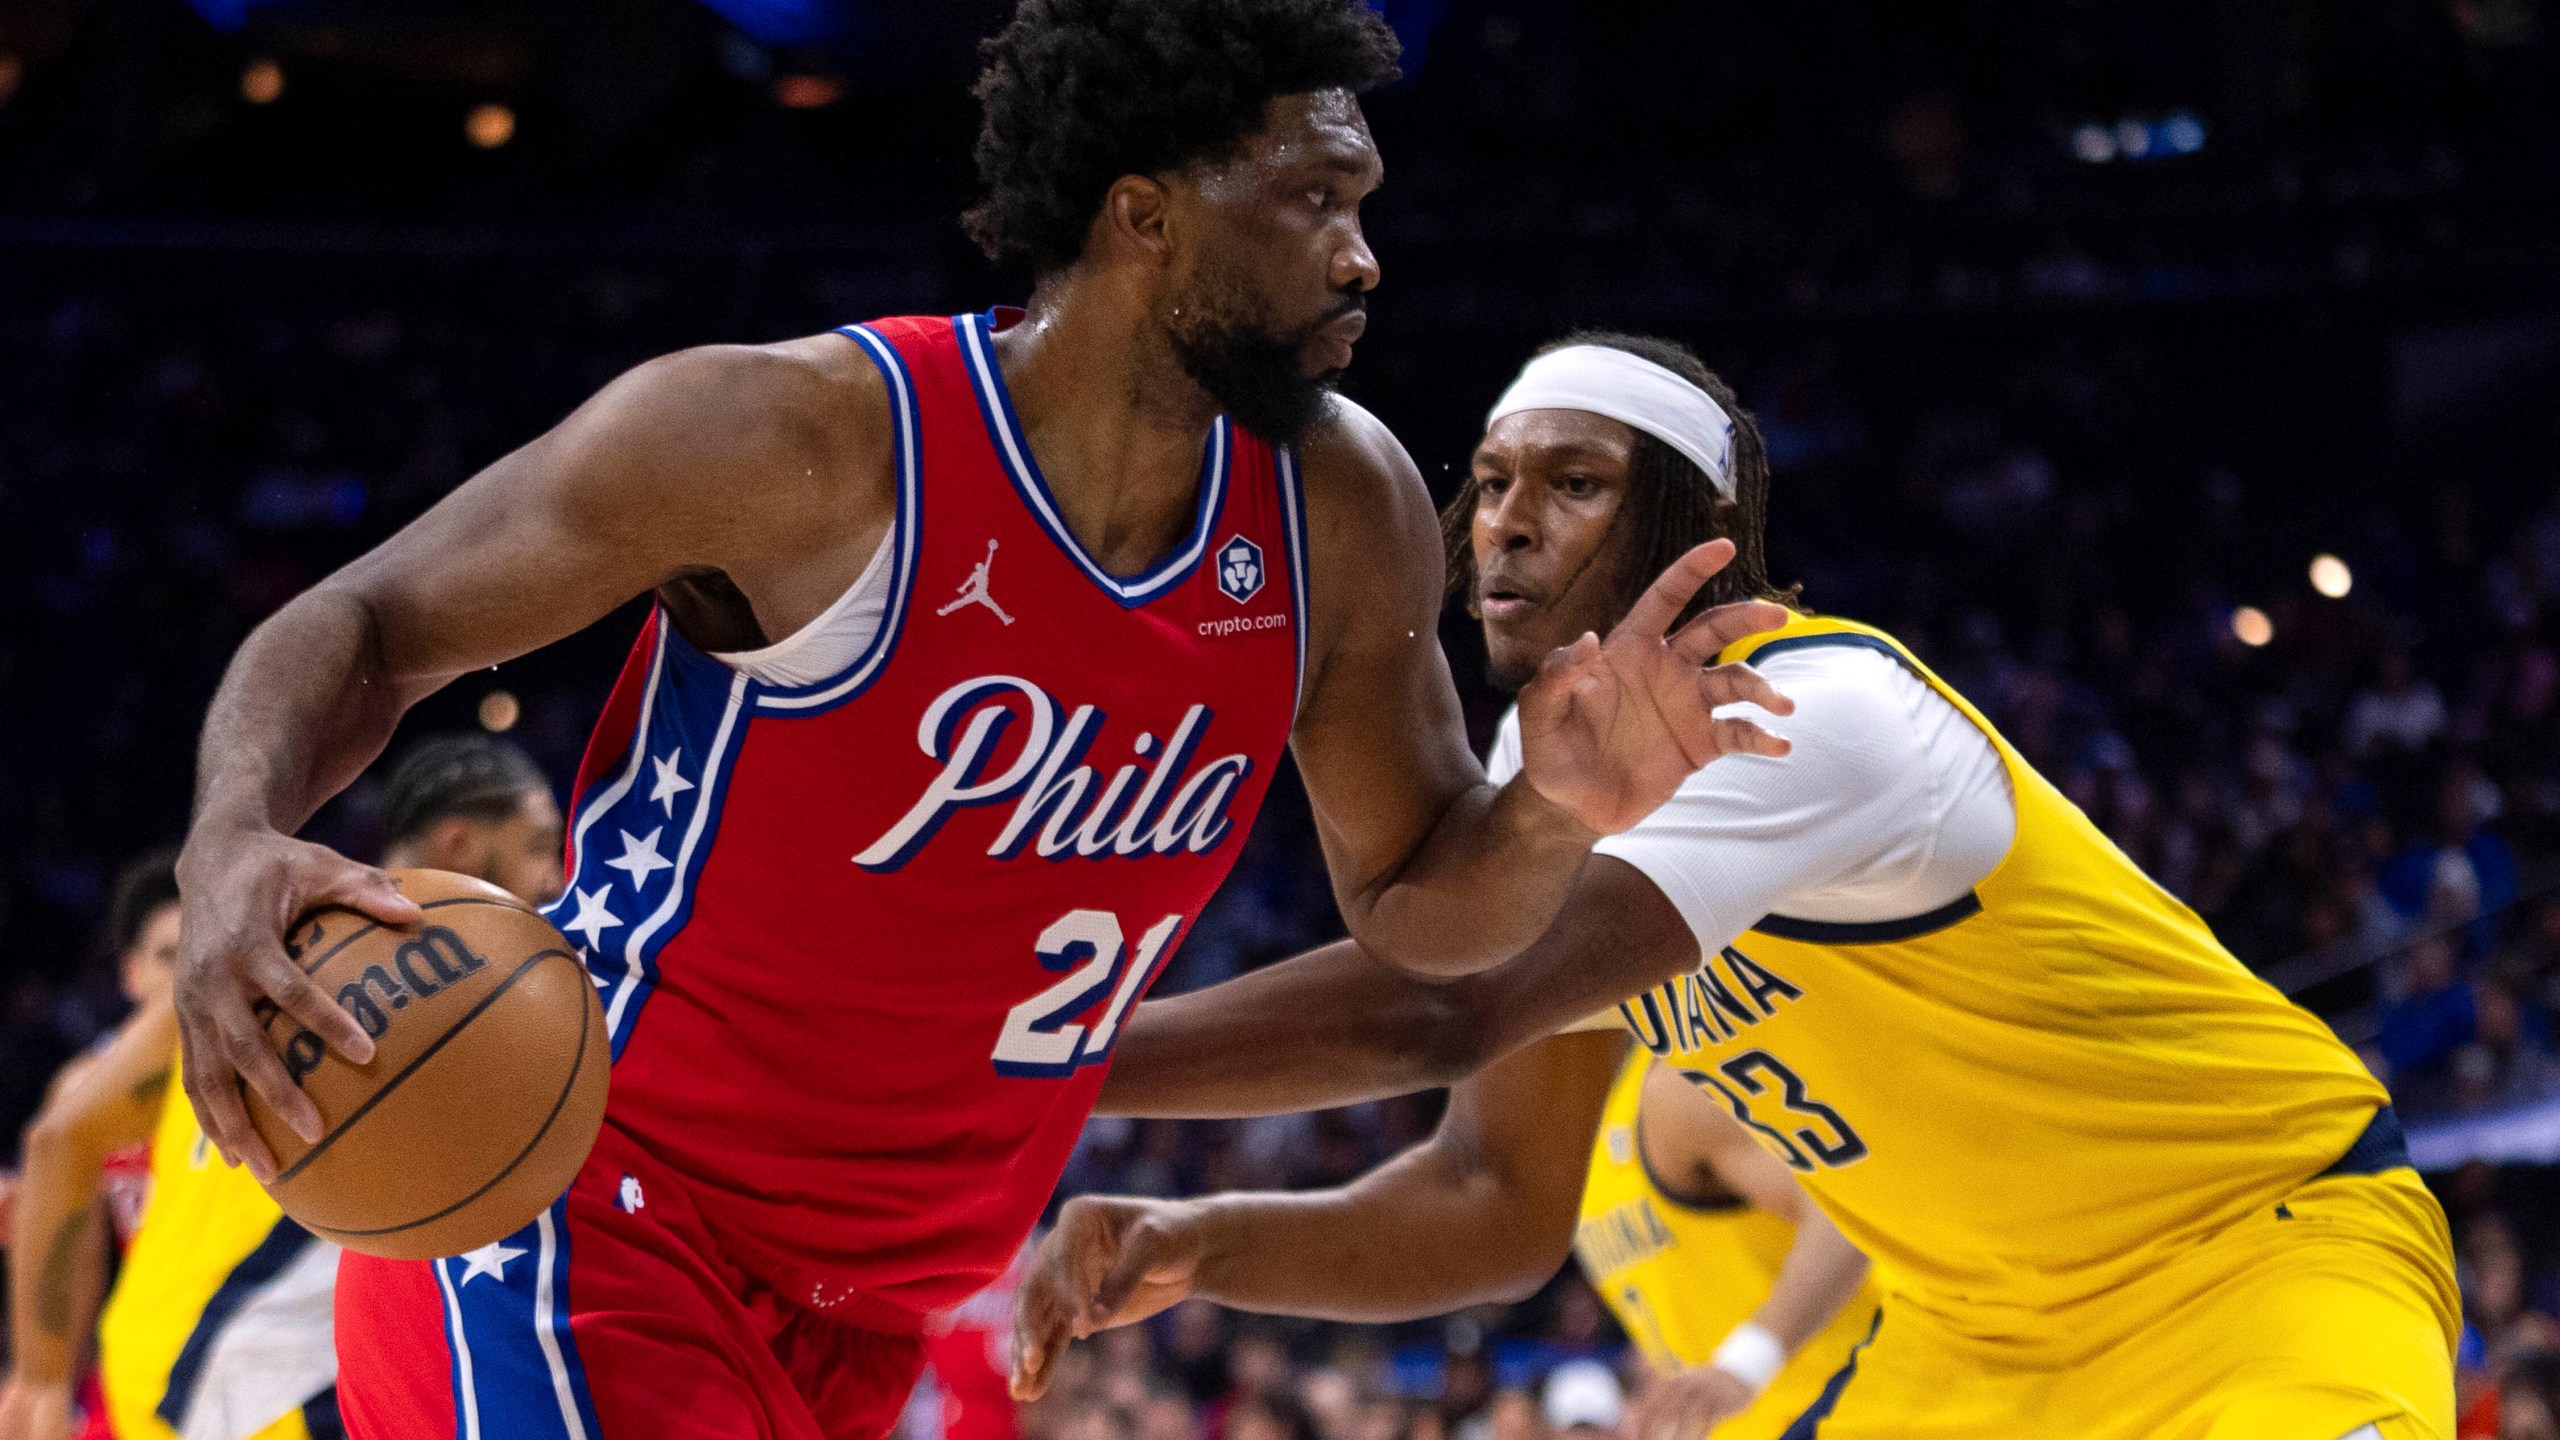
left=1166, top=270, right=1356, bottom=446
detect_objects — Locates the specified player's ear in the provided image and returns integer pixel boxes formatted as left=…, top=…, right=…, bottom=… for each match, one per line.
left=1100, top=174, right=1175, bottom=268
left=423, top=816, right=480, bottom=873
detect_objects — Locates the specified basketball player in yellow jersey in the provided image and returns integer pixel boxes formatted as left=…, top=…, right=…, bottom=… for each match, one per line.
left=1011, top=332, right=2458, bottom=1440
left=1578, top=1053, right=1878, bottom=1440
left=1, top=736, right=562, bottom=1440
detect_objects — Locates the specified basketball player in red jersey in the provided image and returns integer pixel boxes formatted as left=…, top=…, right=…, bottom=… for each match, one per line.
left=169, top=3, right=1793, bottom=1437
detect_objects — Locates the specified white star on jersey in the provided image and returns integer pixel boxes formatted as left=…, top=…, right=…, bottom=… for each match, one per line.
left=562, top=885, right=622, bottom=950
left=604, top=826, right=672, bottom=887
left=455, top=1240, right=526, bottom=1287
left=648, top=750, right=695, bottom=816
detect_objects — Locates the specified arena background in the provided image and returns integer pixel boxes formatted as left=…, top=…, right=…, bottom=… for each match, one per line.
left=2, top=0, right=2557, bottom=1435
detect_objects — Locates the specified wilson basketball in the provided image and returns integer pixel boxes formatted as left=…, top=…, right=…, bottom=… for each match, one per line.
left=246, top=868, right=608, bottom=1260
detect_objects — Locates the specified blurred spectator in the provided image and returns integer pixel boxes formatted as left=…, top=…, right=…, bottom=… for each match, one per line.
left=1536, top=1362, right=1620, bottom=1440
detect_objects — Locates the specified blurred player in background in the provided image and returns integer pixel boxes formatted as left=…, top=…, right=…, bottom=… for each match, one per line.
left=1019, top=334, right=2459, bottom=1440
left=1575, top=1054, right=1876, bottom=1440
left=369, top=735, right=564, bottom=910
left=0, top=737, right=559, bottom=1440
left=1, top=851, right=181, bottom=1440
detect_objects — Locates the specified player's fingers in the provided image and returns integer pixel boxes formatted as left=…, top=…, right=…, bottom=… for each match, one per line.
left=302, top=855, right=423, bottom=929
left=1665, top=598, right=1791, bottom=663
left=1711, top=714, right=1791, bottom=759
left=1085, top=1215, right=1166, bottom=1327
left=1009, top=1278, right=1069, bottom=1400
left=1611, top=541, right=1735, bottom=644
left=1694, top=660, right=1794, bottom=718
left=218, top=994, right=324, bottom=1151
left=246, top=939, right=374, bottom=1065
left=178, top=1013, right=275, bottom=1180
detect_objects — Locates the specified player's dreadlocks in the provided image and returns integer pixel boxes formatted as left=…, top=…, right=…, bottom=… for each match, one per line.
left=383, top=734, right=549, bottom=849
left=1442, top=331, right=1801, bottom=630
left=964, top=0, right=1403, bottom=274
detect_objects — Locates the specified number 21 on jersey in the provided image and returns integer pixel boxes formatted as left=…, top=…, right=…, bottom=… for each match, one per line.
left=990, top=909, right=1184, bottom=1077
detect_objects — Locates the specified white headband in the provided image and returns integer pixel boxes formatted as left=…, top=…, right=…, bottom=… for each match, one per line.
left=1486, top=346, right=1737, bottom=498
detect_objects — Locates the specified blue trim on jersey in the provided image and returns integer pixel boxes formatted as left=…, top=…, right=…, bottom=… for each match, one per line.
left=955, top=311, right=1230, bottom=608
left=1733, top=631, right=1914, bottom=671
left=1277, top=444, right=1313, bottom=719
left=751, top=322, right=924, bottom=715
left=548, top=625, right=754, bottom=1062
left=1752, top=891, right=1983, bottom=945
left=437, top=1198, right=603, bottom=1440
left=1776, top=1309, right=1881, bottom=1440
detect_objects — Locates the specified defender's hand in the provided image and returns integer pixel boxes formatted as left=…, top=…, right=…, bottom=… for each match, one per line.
left=1010, top=1196, right=1207, bottom=1401
left=1630, top=1364, right=1756, bottom=1440
left=172, top=827, right=418, bottom=1181
left=0, top=1378, right=74, bottom=1440
left=1516, top=539, right=1793, bottom=836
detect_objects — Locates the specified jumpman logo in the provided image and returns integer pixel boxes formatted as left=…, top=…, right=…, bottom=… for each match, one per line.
left=937, top=539, right=1015, bottom=626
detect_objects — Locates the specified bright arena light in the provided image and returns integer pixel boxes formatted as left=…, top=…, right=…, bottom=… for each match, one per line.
left=2231, top=607, right=2274, bottom=647
left=466, top=102, right=516, bottom=149
left=478, top=690, right=521, bottom=733
left=2070, top=123, right=2116, bottom=164
left=241, top=57, right=284, bottom=105
left=2309, top=554, right=2352, bottom=598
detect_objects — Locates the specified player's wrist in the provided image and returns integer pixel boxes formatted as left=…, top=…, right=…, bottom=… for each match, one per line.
left=1502, top=770, right=1605, bottom=849
left=1707, top=1321, right=1785, bottom=1395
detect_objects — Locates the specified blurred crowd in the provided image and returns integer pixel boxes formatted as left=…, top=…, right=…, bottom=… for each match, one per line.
left=5, top=0, right=2560, bottom=1433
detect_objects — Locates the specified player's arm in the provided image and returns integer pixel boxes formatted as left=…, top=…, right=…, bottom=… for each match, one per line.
left=1099, top=855, right=1696, bottom=1118
left=1014, top=1028, right=1627, bottom=1399
left=1110, top=652, right=1925, bottom=1121
left=1287, top=403, right=1791, bottom=980
left=1625, top=1062, right=1870, bottom=1439
left=175, top=339, right=894, bottom=1179
left=5, top=999, right=179, bottom=1412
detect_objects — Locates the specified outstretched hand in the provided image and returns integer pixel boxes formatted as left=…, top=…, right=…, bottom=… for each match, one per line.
left=1516, top=539, right=1794, bottom=836
left=1010, top=1196, right=1208, bottom=1401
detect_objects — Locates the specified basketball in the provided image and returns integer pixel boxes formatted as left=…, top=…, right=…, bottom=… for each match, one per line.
left=245, top=867, right=609, bottom=1260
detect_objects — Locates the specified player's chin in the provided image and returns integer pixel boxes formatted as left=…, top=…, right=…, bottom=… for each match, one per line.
left=1481, top=631, right=1544, bottom=694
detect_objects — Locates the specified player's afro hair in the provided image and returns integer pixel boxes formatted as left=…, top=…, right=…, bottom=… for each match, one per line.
left=964, top=0, right=1402, bottom=274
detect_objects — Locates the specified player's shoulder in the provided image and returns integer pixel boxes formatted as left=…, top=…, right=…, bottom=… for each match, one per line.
left=1290, top=395, right=1438, bottom=583
left=625, top=332, right=891, bottom=451
left=590, top=333, right=897, bottom=515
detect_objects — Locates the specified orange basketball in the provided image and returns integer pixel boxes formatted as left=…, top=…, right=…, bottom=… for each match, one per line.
left=246, top=868, right=608, bottom=1260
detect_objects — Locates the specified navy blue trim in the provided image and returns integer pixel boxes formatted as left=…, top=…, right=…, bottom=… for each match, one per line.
left=1731, top=631, right=1916, bottom=670
left=158, top=1217, right=316, bottom=1431
left=544, top=1196, right=608, bottom=1440
left=1776, top=1308, right=1882, bottom=1440
left=302, top=1387, right=346, bottom=1440
left=1754, top=891, right=1983, bottom=945
left=747, top=322, right=923, bottom=714
left=956, top=311, right=1228, bottom=608
left=2317, top=1105, right=2409, bottom=1178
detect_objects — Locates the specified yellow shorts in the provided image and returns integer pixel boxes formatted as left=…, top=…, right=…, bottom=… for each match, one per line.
left=1778, top=1169, right=2457, bottom=1440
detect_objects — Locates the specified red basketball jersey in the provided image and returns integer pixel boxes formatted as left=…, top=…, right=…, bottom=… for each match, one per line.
left=546, top=310, right=1309, bottom=1331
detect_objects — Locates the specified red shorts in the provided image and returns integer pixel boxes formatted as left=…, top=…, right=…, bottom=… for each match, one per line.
left=336, top=1123, right=926, bottom=1440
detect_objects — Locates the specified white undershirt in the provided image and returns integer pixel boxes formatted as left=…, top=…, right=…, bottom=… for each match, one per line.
left=1485, top=643, right=2016, bottom=957
left=710, top=526, right=897, bottom=686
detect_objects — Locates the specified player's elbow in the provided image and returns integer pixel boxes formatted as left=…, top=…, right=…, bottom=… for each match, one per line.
left=1391, top=984, right=1509, bottom=1088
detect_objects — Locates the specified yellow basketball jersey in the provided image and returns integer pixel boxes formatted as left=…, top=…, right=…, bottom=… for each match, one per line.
left=1575, top=1054, right=1880, bottom=1440
left=97, top=1052, right=336, bottom=1440
left=1616, top=613, right=2393, bottom=1362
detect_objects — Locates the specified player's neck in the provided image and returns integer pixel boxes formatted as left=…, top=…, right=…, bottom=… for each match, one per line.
left=993, top=274, right=1224, bottom=579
